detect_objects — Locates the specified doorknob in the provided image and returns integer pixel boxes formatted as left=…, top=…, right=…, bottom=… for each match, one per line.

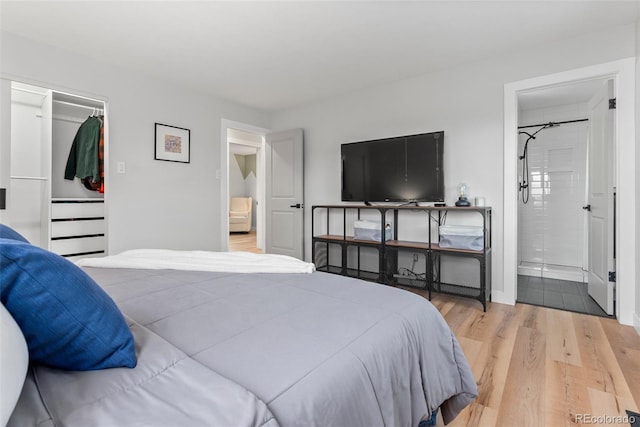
left=289, top=203, right=304, bottom=209
left=582, top=205, right=591, bottom=211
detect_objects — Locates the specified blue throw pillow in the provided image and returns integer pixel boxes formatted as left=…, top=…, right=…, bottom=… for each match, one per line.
left=0, top=238, right=136, bottom=370
left=0, top=224, right=29, bottom=244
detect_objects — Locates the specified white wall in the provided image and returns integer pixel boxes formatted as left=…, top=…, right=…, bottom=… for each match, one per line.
left=271, top=24, right=636, bottom=297
left=229, top=153, right=246, bottom=200
left=1, top=31, right=270, bottom=253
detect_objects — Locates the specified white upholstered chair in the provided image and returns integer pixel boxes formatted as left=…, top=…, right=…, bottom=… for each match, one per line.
left=229, top=197, right=252, bottom=233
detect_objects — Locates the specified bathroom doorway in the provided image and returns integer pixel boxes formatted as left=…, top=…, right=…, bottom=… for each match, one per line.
left=515, top=78, right=614, bottom=317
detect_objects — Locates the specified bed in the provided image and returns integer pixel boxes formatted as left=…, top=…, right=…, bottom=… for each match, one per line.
left=1, top=232, right=477, bottom=427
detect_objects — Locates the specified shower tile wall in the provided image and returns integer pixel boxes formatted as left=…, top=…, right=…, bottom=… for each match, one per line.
left=518, top=104, right=588, bottom=275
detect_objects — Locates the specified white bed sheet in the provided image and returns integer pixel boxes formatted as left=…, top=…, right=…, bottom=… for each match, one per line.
left=76, top=249, right=315, bottom=274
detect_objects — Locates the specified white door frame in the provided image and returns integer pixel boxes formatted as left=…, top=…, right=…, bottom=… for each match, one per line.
left=502, top=58, right=636, bottom=326
left=220, top=119, right=269, bottom=251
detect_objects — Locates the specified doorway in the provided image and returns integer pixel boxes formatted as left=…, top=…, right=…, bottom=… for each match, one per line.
left=502, top=58, right=636, bottom=326
left=515, top=79, right=613, bottom=317
left=228, top=131, right=263, bottom=253
left=220, top=121, right=305, bottom=260
left=222, top=123, right=266, bottom=253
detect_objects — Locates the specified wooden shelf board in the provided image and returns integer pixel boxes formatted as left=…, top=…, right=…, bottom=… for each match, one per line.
left=385, top=240, right=430, bottom=250
left=312, top=204, right=491, bottom=212
left=314, top=236, right=489, bottom=255
left=430, top=243, right=485, bottom=255
left=314, top=235, right=383, bottom=246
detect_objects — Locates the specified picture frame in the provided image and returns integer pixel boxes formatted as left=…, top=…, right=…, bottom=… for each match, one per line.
left=154, top=123, right=190, bottom=163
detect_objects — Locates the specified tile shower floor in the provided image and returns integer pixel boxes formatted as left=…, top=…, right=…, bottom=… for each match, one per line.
left=517, top=275, right=613, bottom=318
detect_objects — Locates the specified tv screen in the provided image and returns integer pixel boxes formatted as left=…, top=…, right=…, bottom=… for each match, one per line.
left=341, top=131, right=444, bottom=203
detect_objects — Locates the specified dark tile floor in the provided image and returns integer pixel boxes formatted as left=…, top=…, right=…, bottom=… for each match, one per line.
left=517, top=275, right=613, bottom=318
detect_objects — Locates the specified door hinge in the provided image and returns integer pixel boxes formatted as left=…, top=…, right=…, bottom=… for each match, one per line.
left=609, top=98, right=616, bottom=109
left=608, top=271, right=616, bottom=282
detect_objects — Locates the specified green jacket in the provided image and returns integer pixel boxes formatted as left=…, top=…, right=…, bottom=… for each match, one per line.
left=64, top=116, right=101, bottom=182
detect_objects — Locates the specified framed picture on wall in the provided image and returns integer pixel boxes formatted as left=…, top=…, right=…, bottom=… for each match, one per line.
left=154, top=123, right=190, bottom=163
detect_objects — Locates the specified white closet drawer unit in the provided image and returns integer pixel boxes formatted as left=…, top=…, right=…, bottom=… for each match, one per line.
left=50, top=236, right=106, bottom=257
left=51, top=219, right=105, bottom=238
left=51, top=200, right=104, bottom=220
left=50, top=199, right=106, bottom=257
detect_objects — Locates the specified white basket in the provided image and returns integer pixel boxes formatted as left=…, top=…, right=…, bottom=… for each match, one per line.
left=353, top=220, right=391, bottom=242
left=439, top=225, right=484, bottom=251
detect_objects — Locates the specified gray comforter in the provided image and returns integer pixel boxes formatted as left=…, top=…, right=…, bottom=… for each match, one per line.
left=10, top=268, right=477, bottom=427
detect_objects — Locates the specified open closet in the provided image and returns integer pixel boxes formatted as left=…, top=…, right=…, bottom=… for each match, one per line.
left=2, top=81, right=108, bottom=260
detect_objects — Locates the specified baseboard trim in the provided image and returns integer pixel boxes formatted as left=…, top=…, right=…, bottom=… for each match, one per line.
left=490, top=291, right=514, bottom=306
left=634, top=313, right=640, bottom=336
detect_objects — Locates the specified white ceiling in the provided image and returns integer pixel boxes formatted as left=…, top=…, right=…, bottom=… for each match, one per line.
left=1, top=1, right=639, bottom=112
left=229, top=143, right=258, bottom=156
left=518, top=78, right=609, bottom=110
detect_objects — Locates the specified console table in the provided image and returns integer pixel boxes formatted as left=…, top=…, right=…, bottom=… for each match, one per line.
left=311, top=204, right=492, bottom=310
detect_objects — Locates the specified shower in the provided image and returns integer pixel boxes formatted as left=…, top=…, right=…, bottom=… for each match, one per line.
left=517, top=114, right=590, bottom=285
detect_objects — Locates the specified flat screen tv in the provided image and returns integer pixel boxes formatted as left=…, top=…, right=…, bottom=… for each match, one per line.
left=341, top=131, right=444, bottom=203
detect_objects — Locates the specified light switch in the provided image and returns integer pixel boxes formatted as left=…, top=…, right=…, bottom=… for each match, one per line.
left=117, top=162, right=126, bottom=173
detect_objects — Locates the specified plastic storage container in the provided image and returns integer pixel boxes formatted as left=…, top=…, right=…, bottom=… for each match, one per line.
left=353, top=220, right=392, bottom=242
left=439, top=225, right=484, bottom=251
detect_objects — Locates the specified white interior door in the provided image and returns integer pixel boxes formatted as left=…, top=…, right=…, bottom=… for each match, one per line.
left=587, top=80, right=615, bottom=315
left=265, top=128, right=304, bottom=259
left=0, top=79, right=11, bottom=224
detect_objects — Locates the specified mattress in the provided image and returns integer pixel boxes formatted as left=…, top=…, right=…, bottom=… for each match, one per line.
left=9, top=259, right=477, bottom=426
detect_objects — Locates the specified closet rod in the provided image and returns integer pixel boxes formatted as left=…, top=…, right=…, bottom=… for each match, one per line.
left=517, top=118, right=588, bottom=130
left=36, top=113, right=84, bottom=124
left=10, top=176, right=48, bottom=181
left=53, top=99, right=103, bottom=111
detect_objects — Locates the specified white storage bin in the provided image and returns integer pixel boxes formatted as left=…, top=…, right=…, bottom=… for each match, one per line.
left=353, top=220, right=391, bottom=242
left=439, top=225, right=484, bottom=251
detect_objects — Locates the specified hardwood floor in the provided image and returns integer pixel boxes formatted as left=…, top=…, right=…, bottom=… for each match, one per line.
left=228, top=231, right=262, bottom=254
left=404, top=290, right=640, bottom=427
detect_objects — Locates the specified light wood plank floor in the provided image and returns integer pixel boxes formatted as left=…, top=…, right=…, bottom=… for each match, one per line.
left=229, top=231, right=262, bottom=254
left=405, top=290, right=640, bottom=427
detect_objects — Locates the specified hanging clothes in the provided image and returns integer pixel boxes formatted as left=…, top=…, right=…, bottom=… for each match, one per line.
left=98, top=117, right=105, bottom=193
left=64, top=116, right=103, bottom=191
